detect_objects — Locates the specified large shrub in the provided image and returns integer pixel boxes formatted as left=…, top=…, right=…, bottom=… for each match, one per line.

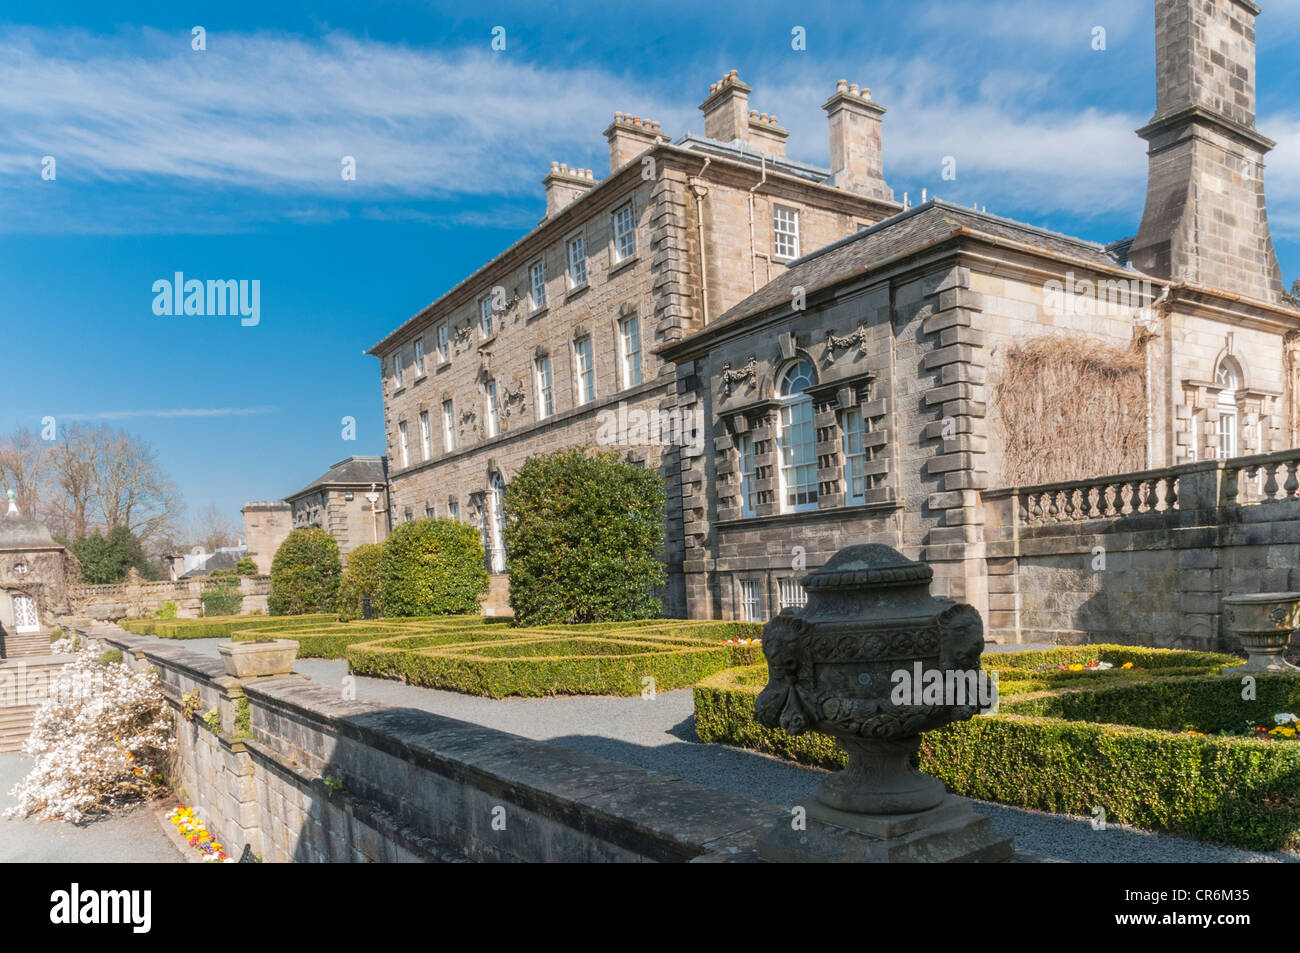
left=70, top=526, right=156, bottom=584
left=201, top=580, right=243, bottom=616
left=268, top=528, right=341, bottom=615
left=380, top=518, right=489, bottom=617
left=337, top=543, right=385, bottom=622
left=503, top=449, right=666, bottom=626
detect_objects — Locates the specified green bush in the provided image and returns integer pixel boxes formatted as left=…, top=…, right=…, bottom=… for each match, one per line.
left=503, top=449, right=666, bottom=626
left=269, top=528, right=342, bottom=615
left=70, top=525, right=156, bottom=583
left=201, top=581, right=243, bottom=617
left=154, top=600, right=178, bottom=620
left=235, top=557, right=259, bottom=576
left=690, top=647, right=1300, bottom=850
left=380, top=518, right=489, bottom=617
left=337, top=543, right=385, bottom=622
left=346, top=619, right=762, bottom=697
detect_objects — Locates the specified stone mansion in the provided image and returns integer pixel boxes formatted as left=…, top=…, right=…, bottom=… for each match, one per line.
left=370, top=0, right=1300, bottom=633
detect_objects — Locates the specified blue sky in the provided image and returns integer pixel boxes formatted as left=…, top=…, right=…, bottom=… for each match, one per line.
left=2, top=0, right=1299, bottom=530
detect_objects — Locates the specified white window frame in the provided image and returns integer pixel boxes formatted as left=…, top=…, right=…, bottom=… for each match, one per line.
left=773, top=205, right=800, bottom=260
left=448, top=500, right=460, bottom=521
left=419, top=410, right=432, bottom=461
left=737, top=432, right=759, bottom=518
left=12, top=593, right=39, bottom=633
left=618, top=314, right=642, bottom=388
left=529, top=260, right=547, bottom=311
left=424, top=502, right=436, bottom=519
left=484, top=379, right=500, bottom=438
left=566, top=232, right=587, bottom=288
left=842, top=407, right=868, bottom=506
left=612, top=202, right=636, bottom=262
left=778, top=578, right=807, bottom=611
left=436, top=322, right=450, bottom=363
left=574, top=337, right=596, bottom=405
left=777, top=360, right=819, bottom=513
left=740, top=579, right=762, bottom=622
left=1216, top=361, right=1241, bottom=460
left=398, top=420, right=410, bottom=469
left=442, top=399, right=457, bottom=452
left=414, top=338, right=426, bottom=376
left=535, top=355, right=555, bottom=419
left=393, top=348, right=404, bottom=389
left=479, top=296, right=494, bottom=337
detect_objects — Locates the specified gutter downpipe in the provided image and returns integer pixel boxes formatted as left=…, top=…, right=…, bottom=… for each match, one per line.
left=690, top=156, right=712, bottom=326
left=747, top=154, right=768, bottom=293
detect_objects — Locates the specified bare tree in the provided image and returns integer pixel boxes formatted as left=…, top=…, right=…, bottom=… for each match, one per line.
left=189, top=501, right=240, bottom=553
left=44, top=423, right=98, bottom=540
left=93, top=427, right=183, bottom=547
left=0, top=426, right=50, bottom=518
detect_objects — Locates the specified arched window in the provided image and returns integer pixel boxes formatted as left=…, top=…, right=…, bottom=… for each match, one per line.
left=1216, top=359, right=1242, bottom=459
left=777, top=360, right=819, bottom=513
left=485, top=472, right=507, bottom=574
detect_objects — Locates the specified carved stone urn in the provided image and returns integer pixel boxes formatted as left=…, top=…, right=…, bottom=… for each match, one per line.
left=755, top=544, right=1011, bottom=862
left=1221, top=593, right=1300, bottom=673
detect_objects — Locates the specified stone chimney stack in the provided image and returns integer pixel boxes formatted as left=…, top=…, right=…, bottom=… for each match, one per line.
left=746, top=110, right=789, bottom=158
left=543, top=162, right=597, bottom=217
left=604, top=113, right=667, bottom=172
left=700, top=70, right=752, bottom=144
left=1129, top=0, right=1285, bottom=305
left=822, top=80, right=892, bottom=201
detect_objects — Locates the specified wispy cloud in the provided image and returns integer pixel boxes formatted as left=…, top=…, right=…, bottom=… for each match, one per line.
left=56, top=407, right=276, bottom=420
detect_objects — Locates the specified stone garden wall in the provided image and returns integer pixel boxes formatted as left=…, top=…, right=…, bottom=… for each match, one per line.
left=983, top=449, right=1300, bottom=649
left=96, top=626, right=828, bottom=863
left=67, top=575, right=271, bottom=622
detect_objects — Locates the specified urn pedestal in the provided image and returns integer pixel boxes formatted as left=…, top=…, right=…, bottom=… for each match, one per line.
left=754, top=544, right=1013, bottom=863
left=217, top=639, right=298, bottom=678
left=1221, top=593, right=1300, bottom=673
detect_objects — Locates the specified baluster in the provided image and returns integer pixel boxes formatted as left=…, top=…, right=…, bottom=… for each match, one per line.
left=1047, top=491, right=1059, bottom=521
left=1165, top=476, right=1179, bottom=511
left=1223, top=466, right=1240, bottom=506
left=1101, top=483, right=1117, bottom=518
left=1137, top=480, right=1151, bottom=513
left=1263, top=463, right=1280, bottom=501
left=1286, top=462, right=1300, bottom=501
left=1087, top=485, right=1101, bottom=519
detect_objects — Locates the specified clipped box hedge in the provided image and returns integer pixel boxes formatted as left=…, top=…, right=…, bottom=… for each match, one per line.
left=693, top=645, right=1300, bottom=850
left=346, top=620, right=764, bottom=698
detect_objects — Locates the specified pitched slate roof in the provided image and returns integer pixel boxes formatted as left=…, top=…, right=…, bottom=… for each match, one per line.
left=287, top=456, right=388, bottom=501
left=668, top=200, right=1136, bottom=353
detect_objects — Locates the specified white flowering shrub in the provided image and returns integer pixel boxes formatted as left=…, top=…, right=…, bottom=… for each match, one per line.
left=5, top=643, right=174, bottom=822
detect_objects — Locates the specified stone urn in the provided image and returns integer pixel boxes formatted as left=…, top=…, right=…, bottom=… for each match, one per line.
left=217, top=639, right=298, bottom=678
left=1221, top=593, right=1300, bottom=673
left=755, top=544, right=1011, bottom=862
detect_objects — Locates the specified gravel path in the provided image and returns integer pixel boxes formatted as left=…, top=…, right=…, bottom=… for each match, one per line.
left=0, top=753, right=181, bottom=863
left=129, top=634, right=1292, bottom=863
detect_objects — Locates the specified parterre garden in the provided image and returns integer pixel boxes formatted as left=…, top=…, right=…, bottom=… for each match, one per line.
left=119, top=614, right=764, bottom=697
left=694, top=644, right=1300, bottom=851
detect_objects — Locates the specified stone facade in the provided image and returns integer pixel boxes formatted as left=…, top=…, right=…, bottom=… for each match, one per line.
left=370, top=73, right=900, bottom=614
left=285, top=456, right=390, bottom=562
left=0, top=496, right=69, bottom=659
left=240, top=501, right=292, bottom=575
left=662, top=194, right=1300, bottom=625
left=1130, top=0, right=1286, bottom=304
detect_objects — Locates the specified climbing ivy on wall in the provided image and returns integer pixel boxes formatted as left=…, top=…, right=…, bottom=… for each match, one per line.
left=993, top=334, right=1148, bottom=487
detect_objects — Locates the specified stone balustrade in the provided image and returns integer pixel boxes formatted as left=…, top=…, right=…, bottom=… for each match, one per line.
left=989, top=448, right=1300, bottom=526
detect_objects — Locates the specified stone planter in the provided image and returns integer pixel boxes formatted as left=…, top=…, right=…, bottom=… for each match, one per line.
left=754, top=544, right=1012, bottom=862
left=1221, top=593, right=1300, bottom=673
left=217, top=639, right=298, bottom=678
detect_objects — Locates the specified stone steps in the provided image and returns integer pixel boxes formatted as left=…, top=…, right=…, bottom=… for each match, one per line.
left=0, top=657, right=68, bottom=753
